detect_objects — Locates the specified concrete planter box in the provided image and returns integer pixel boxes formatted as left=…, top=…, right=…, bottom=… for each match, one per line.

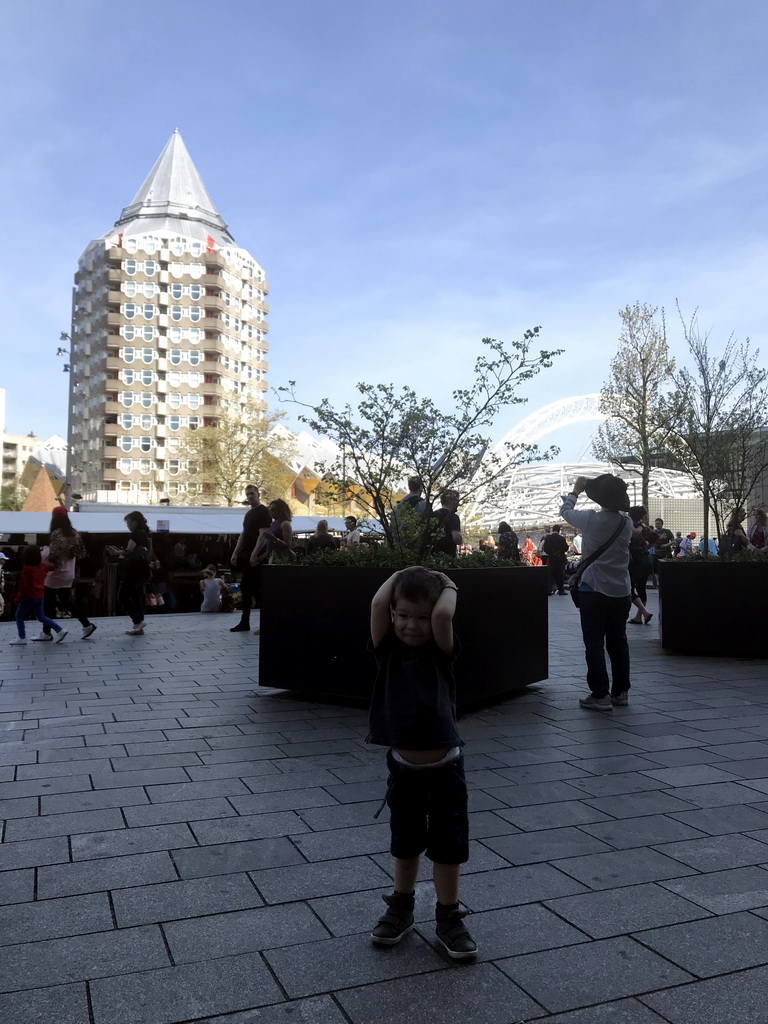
left=659, top=560, right=768, bottom=657
left=259, top=565, right=549, bottom=708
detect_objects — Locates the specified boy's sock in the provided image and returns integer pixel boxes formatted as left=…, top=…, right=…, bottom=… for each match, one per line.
left=435, top=900, right=478, bottom=960
left=371, top=890, right=415, bottom=946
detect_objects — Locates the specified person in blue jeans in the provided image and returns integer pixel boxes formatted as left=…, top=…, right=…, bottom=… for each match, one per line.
left=561, top=475, right=633, bottom=710
left=11, top=546, right=67, bottom=646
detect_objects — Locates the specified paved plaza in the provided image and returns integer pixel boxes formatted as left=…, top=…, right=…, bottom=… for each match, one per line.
left=2, top=592, right=768, bottom=1024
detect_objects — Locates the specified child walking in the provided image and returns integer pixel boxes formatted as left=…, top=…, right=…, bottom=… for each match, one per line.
left=367, top=566, right=477, bottom=960
left=11, top=546, right=68, bottom=645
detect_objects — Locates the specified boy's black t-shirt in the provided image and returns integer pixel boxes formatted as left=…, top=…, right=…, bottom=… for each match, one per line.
left=238, top=504, right=271, bottom=565
left=366, top=629, right=463, bottom=750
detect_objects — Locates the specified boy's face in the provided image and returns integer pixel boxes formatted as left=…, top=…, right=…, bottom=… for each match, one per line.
left=392, top=597, right=434, bottom=647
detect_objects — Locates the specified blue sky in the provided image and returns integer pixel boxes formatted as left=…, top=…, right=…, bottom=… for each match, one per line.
left=2, top=0, right=767, bottom=461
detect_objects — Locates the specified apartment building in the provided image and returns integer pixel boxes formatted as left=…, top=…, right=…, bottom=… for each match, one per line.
left=68, top=131, right=268, bottom=502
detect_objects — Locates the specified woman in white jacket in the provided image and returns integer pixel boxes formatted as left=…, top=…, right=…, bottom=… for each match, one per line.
left=560, top=475, right=633, bottom=711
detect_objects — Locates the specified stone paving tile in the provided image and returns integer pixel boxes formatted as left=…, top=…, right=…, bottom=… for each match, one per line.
left=483, top=827, right=614, bottom=865
left=291, top=822, right=390, bottom=861
left=335, top=962, right=543, bottom=1024
left=660, top=781, right=768, bottom=808
left=552, top=847, right=697, bottom=889
left=189, top=810, right=310, bottom=845
left=124, top=797, right=238, bottom=827
left=38, top=851, right=178, bottom=899
left=537, top=999, right=671, bottom=1023
left=659, top=865, right=768, bottom=912
left=0, top=834, right=69, bottom=869
left=0, top=982, right=90, bottom=1024
left=264, top=930, right=446, bottom=998
left=493, top=800, right=613, bottom=831
left=196, top=996, right=350, bottom=1024
left=668, top=803, right=768, bottom=835
left=0, top=924, right=170, bottom=992
left=251, top=855, right=392, bottom=903
left=458, top=863, right=589, bottom=911
left=41, top=785, right=150, bottom=814
left=0, top=774, right=93, bottom=799
left=0, top=892, right=113, bottom=945
left=579, top=814, right=708, bottom=850
left=639, top=765, right=742, bottom=786
left=636, top=911, right=768, bottom=977
left=89, top=953, right=285, bottom=1024
left=544, top=882, right=712, bottom=938
left=580, top=790, right=698, bottom=818
left=5, top=807, right=125, bottom=842
left=496, top=935, right=693, bottom=1013
left=640, top=965, right=768, bottom=1024
left=113, top=873, right=264, bottom=927
left=71, top=822, right=197, bottom=860
left=163, top=902, right=330, bottom=962
left=230, top=788, right=341, bottom=814
left=651, top=832, right=768, bottom=871
left=172, top=836, right=305, bottom=879
left=565, top=772, right=667, bottom=797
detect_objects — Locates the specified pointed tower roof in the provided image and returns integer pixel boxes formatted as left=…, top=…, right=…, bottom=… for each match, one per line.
left=113, top=131, right=235, bottom=244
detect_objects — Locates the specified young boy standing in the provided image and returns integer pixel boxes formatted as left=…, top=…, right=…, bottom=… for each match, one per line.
left=367, top=566, right=477, bottom=960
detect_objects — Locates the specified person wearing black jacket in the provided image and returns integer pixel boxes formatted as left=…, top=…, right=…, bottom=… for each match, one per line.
left=542, top=524, right=569, bottom=595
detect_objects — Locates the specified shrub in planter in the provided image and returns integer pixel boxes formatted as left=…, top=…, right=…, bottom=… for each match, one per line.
left=659, top=553, right=768, bottom=656
left=259, top=550, right=548, bottom=708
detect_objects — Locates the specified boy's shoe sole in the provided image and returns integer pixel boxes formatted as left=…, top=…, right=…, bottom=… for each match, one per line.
left=435, top=931, right=479, bottom=960
left=371, top=922, right=414, bottom=946
left=9, top=639, right=27, bottom=645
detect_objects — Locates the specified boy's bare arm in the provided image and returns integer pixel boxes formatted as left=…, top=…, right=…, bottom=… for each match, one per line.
left=370, top=571, right=401, bottom=647
left=431, top=572, right=457, bottom=653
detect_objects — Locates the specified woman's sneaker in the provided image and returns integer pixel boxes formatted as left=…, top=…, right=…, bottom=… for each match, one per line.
left=371, top=892, right=415, bottom=946
left=82, top=624, right=97, bottom=639
left=578, top=694, right=612, bottom=712
left=31, top=633, right=53, bottom=642
left=611, top=692, right=629, bottom=706
left=54, top=630, right=68, bottom=644
left=435, top=904, right=478, bottom=960
left=10, top=638, right=27, bottom=645
left=125, top=627, right=145, bottom=636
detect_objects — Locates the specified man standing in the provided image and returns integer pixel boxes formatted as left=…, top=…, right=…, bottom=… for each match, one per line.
left=345, top=516, right=362, bottom=548
left=430, top=490, right=463, bottom=557
left=542, top=524, right=569, bottom=595
left=230, top=484, right=271, bottom=633
left=651, top=517, right=674, bottom=586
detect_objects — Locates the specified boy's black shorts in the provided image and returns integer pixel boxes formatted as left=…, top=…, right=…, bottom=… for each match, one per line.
left=385, top=749, right=469, bottom=864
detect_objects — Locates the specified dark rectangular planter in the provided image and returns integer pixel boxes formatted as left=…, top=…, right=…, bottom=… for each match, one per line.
left=259, top=565, right=549, bottom=708
left=659, top=561, right=768, bottom=656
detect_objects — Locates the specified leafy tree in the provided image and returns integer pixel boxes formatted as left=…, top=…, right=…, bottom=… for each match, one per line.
left=659, top=306, right=768, bottom=546
left=176, top=403, right=296, bottom=506
left=280, top=330, right=561, bottom=558
left=592, top=302, right=675, bottom=509
left=0, top=484, right=24, bottom=511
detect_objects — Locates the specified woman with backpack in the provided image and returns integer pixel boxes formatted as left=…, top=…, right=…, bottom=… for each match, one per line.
left=627, top=506, right=658, bottom=625
left=35, top=506, right=96, bottom=641
left=108, top=511, right=153, bottom=636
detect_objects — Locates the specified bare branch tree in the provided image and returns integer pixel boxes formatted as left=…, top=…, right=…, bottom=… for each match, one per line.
left=279, top=330, right=562, bottom=557
left=592, top=302, right=675, bottom=509
left=658, top=305, right=768, bottom=545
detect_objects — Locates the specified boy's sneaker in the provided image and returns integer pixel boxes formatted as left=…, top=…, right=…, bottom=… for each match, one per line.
left=611, top=692, right=629, bottom=706
left=435, top=904, right=478, bottom=960
left=31, top=633, right=53, bottom=642
left=54, top=630, right=68, bottom=644
left=10, top=638, right=27, bottom=645
left=371, top=892, right=415, bottom=946
left=82, top=624, right=97, bottom=639
left=125, top=627, right=144, bottom=636
left=578, top=694, right=612, bottom=712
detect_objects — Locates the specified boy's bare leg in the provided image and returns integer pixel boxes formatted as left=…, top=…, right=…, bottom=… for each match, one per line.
left=393, top=856, right=420, bottom=893
left=433, top=862, right=460, bottom=905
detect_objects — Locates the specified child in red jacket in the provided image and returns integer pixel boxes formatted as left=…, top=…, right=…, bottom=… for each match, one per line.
left=11, top=546, right=67, bottom=645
